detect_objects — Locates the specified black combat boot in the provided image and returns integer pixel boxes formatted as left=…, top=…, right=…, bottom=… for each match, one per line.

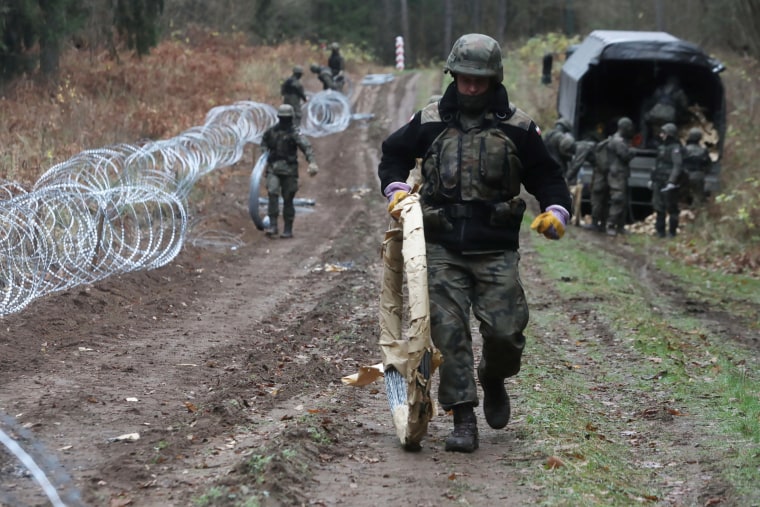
left=264, top=217, right=278, bottom=237
left=668, top=216, right=679, bottom=237
left=655, top=212, right=666, bottom=238
left=280, top=219, right=293, bottom=239
left=445, top=404, right=478, bottom=453
left=478, top=363, right=510, bottom=429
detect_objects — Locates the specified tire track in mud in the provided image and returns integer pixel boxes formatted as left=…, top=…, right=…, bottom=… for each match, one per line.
left=520, top=227, right=745, bottom=506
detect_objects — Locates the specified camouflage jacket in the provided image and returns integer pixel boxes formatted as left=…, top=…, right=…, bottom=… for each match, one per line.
left=261, top=123, right=314, bottom=176
left=543, top=127, right=576, bottom=174
left=316, top=67, right=336, bottom=90
left=328, top=51, right=344, bottom=76
left=654, top=139, right=684, bottom=185
left=683, top=142, right=710, bottom=174
left=378, top=81, right=571, bottom=253
left=608, top=132, right=635, bottom=177
left=281, top=75, right=307, bottom=104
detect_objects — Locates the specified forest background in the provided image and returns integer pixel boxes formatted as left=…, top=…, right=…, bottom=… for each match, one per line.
left=1, top=0, right=759, bottom=272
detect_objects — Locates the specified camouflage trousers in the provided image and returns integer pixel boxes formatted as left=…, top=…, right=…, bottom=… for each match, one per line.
left=607, top=166, right=629, bottom=228
left=590, top=168, right=610, bottom=227
left=687, top=172, right=706, bottom=207
left=426, top=243, right=528, bottom=410
left=651, top=182, right=680, bottom=235
left=266, top=172, right=299, bottom=221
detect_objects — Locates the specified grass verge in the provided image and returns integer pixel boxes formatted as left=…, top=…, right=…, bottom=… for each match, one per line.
left=515, top=223, right=759, bottom=504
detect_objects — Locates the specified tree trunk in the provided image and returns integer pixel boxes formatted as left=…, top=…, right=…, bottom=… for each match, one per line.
left=495, top=0, right=507, bottom=44
left=399, top=0, right=410, bottom=66
left=443, top=0, right=453, bottom=60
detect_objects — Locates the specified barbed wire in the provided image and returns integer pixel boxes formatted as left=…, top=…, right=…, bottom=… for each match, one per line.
left=0, top=411, right=78, bottom=507
left=0, top=90, right=354, bottom=317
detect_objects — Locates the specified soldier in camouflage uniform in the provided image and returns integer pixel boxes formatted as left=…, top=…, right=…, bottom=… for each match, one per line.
left=328, top=42, right=344, bottom=78
left=260, top=105, right=319, bottom=239
left=682, top=127, right=710, bottom=207
left=587, top=138, right=611, bottom=233
left=605, top=117, right=636, bottom=236
left=310, top=63, right=337, bottom=91
left=651, top=122, right=684, bottom=237
left=379, top=34, right=572, bottom=453
left=543, top=117, right=576, bottom=182
left=280, top=66, right=308, bottom=126
left=567, top=139, right=596, bottom=225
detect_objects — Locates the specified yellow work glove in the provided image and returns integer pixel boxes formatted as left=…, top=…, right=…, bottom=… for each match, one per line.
left=307, top=162, right=319, bottom=176
left=386, top=190, right=409, bottom=220
left=530, top=210, right=566, bottom=240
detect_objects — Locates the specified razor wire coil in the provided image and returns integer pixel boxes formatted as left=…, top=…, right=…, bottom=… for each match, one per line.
left=0, top=91, right=353, bottom=317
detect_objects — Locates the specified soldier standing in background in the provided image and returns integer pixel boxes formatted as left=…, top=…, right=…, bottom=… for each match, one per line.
left=280, top=66, right=308, bottom=126
left=650, top=123, right=685, bottom=238
left=682, top=127, right=710, bottom=207
left=543, top=117, right=576, bottom=182
left=605, top=117, right=636, bottom=236
left=260, top=105, right=319, bottom=239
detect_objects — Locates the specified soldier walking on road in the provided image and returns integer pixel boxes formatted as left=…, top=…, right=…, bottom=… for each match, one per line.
left=682, top=127, right=710, bottom=207
left=280, top=66, right=308, bottom=126
left=327, top=42, right=346, bottom=92
left=605, top=117, right=636, bottom=236
left=328, top=42, right=344, bottom=78
left=651, top=123, right=685, bottom=238
left=260, top=105, right=319, bottom=239
left=378, top=34, right=572, bottom=454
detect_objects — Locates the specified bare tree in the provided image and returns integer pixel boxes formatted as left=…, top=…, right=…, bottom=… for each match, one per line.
left=443, top=0, right=453, bottom=60
left=495, top=0, right=507, bottom=43
left=399, top=0, right=410, bottom=66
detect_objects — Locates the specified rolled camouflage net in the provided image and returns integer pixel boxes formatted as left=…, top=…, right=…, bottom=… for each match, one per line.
left=379, top=194, right=441, bottom=449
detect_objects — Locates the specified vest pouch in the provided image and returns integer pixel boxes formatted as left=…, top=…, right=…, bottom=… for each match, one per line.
left=436, top=133, right=461, bottom=198
left=489, top=198, right=526, bottom=227
left=270, top=159, right=292, bottom=176
left=421, top=205, right=453, bottom=233
left=478, top=129, right=521, bottom=199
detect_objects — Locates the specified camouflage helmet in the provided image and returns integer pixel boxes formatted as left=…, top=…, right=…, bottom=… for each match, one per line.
left=444, top=33, right=503, bottom=82
left=310, top=63, right=321, bottom=73
left=293, top=65, right=303, bottom=75
left=617, top=117, right=634, bottom=137
left=555, top=117, right=572, bottom=132
left=661, top=122, right=678, bottom=138
left=687, top=127, right=703, bottom=143
left=277, top=104, right=295, bottom=118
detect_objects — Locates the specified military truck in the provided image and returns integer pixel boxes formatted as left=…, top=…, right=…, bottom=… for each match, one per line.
left=557, top=30, right=726, bottom=219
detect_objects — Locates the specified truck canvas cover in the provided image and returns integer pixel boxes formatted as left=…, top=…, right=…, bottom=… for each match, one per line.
left=559, top=30, right=726, bottom=207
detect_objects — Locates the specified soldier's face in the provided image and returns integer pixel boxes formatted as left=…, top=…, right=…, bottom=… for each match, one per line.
left=456, top=75, right=490, bottom=96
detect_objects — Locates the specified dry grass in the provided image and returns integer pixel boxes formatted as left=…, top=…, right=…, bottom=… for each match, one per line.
left=0, top=28, right=341, bottom=187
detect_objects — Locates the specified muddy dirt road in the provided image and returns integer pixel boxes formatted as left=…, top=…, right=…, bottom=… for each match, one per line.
left=1, top=71, right=757, bottom=507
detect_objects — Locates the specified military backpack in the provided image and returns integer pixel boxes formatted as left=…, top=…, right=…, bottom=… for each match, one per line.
left=593, top=137, right=611, bottom=172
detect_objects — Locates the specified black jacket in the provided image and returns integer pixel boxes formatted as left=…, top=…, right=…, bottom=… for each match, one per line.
left=378, top=82, right=572, bottom=252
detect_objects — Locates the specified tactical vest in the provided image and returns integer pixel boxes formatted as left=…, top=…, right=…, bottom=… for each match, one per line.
left=420, top=123, right=522, bottom=205
left=267, top=128, right=298, bottom=165
left=653, top=141, right=681, bottom=183
left=683, top=144, right=709, bottom=173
